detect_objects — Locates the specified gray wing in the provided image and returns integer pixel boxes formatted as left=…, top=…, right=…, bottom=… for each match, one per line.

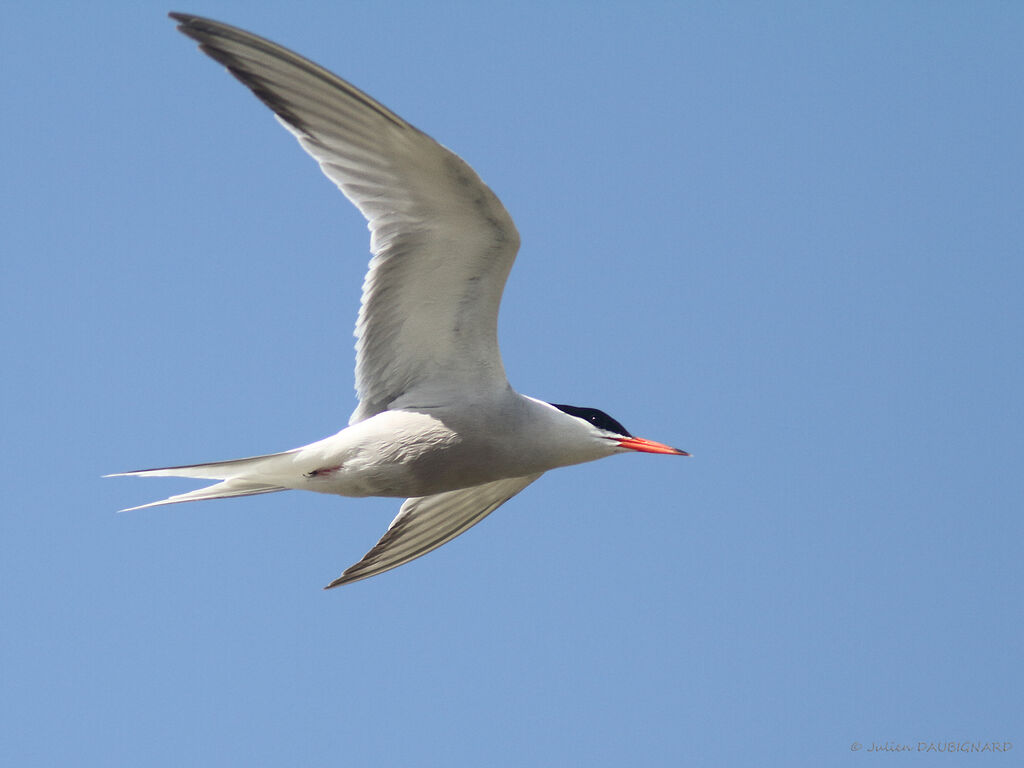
left=171, top=14, right=521, bottom=425
left=325, top=473, right=543, bottom=587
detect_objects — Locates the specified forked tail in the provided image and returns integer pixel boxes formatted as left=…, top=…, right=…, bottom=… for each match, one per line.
left=106, top=450, right=298, bottom=511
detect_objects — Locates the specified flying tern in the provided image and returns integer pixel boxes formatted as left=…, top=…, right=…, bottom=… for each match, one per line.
left=110, top=13, right=689, bottom=588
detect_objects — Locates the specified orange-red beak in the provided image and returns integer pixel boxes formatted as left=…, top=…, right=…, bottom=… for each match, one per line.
left=616, top=437, right=690, bottom=456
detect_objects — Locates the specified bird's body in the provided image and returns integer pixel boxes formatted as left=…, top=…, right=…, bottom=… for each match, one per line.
left=297, top=395, right=622, bottom=498
left=111, top=13, right=688, bottom=587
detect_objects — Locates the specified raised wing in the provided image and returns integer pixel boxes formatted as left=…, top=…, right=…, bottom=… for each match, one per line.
left=171, top=14, right=521, bottom=424
left=325, top=473, right=543, bottom=587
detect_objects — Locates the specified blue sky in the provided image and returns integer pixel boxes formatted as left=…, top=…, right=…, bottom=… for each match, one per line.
left=3, top=2, right=1021, bottom=765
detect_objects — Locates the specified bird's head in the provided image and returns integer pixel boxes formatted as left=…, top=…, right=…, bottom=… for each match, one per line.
left=549, top=403, right=690, bottom=457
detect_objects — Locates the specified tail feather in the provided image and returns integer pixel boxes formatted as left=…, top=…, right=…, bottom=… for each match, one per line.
left=105, top=449, right=299, bottom=480
left=119, top=478, right=286, bottom=512
left=107, top=449, right=299, bottom=511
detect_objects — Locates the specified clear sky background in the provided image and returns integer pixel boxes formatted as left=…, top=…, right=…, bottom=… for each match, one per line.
left=3, top=2, right=1021, bottom=766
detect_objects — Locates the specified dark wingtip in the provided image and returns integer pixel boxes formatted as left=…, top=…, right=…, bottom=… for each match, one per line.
left=323, top=572, right=354, bottom=589
left=168, top=12, right=229, bottom=40
left=168, top=12, right=210, bottom=43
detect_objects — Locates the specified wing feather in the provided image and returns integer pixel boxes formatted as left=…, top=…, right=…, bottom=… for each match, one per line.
left=171, top=14, right=520, bottom=424
left=325, top=473, right=543, bottom=587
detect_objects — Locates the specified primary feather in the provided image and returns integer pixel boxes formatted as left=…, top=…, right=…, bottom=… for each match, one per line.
left=169, top=13, right=519, bottom=424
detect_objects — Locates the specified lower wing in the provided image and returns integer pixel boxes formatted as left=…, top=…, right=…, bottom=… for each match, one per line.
left=326, top=473, right=544, bottom=587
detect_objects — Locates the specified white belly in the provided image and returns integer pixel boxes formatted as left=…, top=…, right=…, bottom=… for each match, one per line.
left=280, top=409, right=512, bottom=498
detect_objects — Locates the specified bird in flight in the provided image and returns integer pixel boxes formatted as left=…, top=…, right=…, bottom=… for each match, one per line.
left=110, top=13, right=689, bottom=588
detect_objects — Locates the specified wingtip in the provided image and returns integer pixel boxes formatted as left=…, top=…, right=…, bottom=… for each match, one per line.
left=168, top=12, right=214, bottom=37
left=323, top=570, right=359, bottom=589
